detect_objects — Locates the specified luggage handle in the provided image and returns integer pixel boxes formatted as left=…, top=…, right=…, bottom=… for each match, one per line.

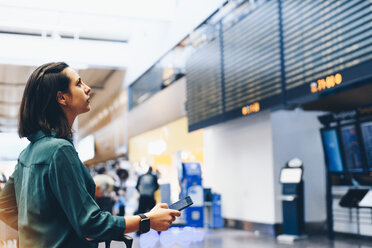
left=105, top=235, right=133, bottom=248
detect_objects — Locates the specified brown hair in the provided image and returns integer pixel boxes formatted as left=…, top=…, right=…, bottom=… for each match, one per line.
left=18, top=62, right=73, bottom=138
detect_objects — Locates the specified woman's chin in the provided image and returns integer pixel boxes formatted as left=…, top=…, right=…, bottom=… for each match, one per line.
left=83, top=106, right=91, bottom=113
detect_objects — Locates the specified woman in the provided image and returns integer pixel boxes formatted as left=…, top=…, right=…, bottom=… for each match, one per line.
left=0, top=62, right=180, bottom=247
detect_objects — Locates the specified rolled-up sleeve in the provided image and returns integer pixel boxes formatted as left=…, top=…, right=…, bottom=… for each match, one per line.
left=0, top=168, right=18, bottom=230
left=48, top=144, right=125, bottom=241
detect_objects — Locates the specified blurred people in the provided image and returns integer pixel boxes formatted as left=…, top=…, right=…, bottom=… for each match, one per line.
left=108, top=160, right=121, bottom=187
left=114, top=168, right=129, bottom=216
left=0, top=172, right=7, bottom=192
left=117, top=168, right=129, bottom=192
left=136, top=166, right=159, bottom=215
left=93, top=167, right=115, bottom=213
left=0, top=62, right=180, bottom=247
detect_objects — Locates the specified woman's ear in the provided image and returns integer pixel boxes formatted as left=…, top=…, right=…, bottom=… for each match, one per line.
left=56, top=91, right=67, bottom=106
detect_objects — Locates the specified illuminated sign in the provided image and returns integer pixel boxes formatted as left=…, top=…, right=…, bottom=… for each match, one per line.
left=358, top=107, right=372, bottom=115
left=242, top=102, right=260, bottom=116
left=310, top=73, right=342, bottom=93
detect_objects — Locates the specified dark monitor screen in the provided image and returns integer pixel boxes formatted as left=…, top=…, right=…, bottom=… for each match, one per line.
left=321, top=129, right=344, bottom=173
left=340, top=125, right=364, bottom=173
left=360, top=121, right=372, bottom=171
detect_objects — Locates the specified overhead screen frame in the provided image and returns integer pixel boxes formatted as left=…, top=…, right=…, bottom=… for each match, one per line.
left=186, top=0, right=285, bottom=132
left=185, top=0, right=372, bottom=132
left=321, top=118, right=372, bottom=174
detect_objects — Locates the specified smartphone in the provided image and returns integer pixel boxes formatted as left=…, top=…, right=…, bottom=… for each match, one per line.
left=169, top=196, right=193, bottom=211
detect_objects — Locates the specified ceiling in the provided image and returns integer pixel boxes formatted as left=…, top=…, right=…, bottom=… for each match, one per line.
left=78, top=68, right=126, bottom=128
left=0, top=64, right=125, bottom=132
left=0, top=65, right=34, bottom=132
left=0, top=0, right=175, bottom=67
left=0, top=0, right=175, bottom=133
left=0, top=0, right=226, bottom=134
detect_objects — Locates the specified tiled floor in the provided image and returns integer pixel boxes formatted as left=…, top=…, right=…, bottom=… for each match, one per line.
left=101, top=228, right=372, bottom=248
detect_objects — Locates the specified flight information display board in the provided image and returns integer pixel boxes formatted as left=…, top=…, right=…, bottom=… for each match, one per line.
left=360, top=121, right=372, bottom=171
left=183, top=0, right=372, bottom=132
left=282, top=0, right=372, bottom=93
left=186, top=37, right=223, bottom=129
left=321, top=129, right=344, bottom=173
left=339, top=125, right=364, bottom=172
left=130, top=65, right=163, bottom=109
left=222, top=0, right=282, bottom=113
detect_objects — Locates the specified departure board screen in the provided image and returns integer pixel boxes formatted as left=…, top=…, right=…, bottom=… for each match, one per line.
left=184, top=0, right=372, bottom=132
left=340, top=125, right=364, bottom=172
left=360, top=121, right=372, bottom=171
left=131, top=65, right=163, bottom=108
left=222, top=0, right=282, bottom=113
left=186, top=37, right=223, bottom=128
left=321, top=129, right=344, bottom=173
left=282, top=0, right=372, bottom=91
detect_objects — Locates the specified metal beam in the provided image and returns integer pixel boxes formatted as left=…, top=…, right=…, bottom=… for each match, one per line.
left=0, top=82, right=26, bottom=86
left=0, top=101, right=21, bottom=105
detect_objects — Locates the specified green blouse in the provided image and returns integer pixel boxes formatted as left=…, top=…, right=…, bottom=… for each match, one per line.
left=0, top=131, right=126, bottom=247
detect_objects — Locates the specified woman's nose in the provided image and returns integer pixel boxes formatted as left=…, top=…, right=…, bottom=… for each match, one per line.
left=85, top=84, right=91, bottom=94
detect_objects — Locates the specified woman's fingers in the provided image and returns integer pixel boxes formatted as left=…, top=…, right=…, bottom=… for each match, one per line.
left=147, top=203, right=182, bottom=231
left=159, top=203, right=168, bottom=209
left=171, top=210, right=181, bottom=217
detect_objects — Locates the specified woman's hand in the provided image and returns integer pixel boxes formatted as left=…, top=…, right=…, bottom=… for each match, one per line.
left=146, top=203, right=181, bottom=231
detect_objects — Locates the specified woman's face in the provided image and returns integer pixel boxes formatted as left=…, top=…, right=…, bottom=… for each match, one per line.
left=63, top=67, right=91, bottom=116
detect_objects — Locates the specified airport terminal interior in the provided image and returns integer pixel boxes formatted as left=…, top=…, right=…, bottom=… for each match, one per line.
left=1, top=0, right=372, bottom=247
